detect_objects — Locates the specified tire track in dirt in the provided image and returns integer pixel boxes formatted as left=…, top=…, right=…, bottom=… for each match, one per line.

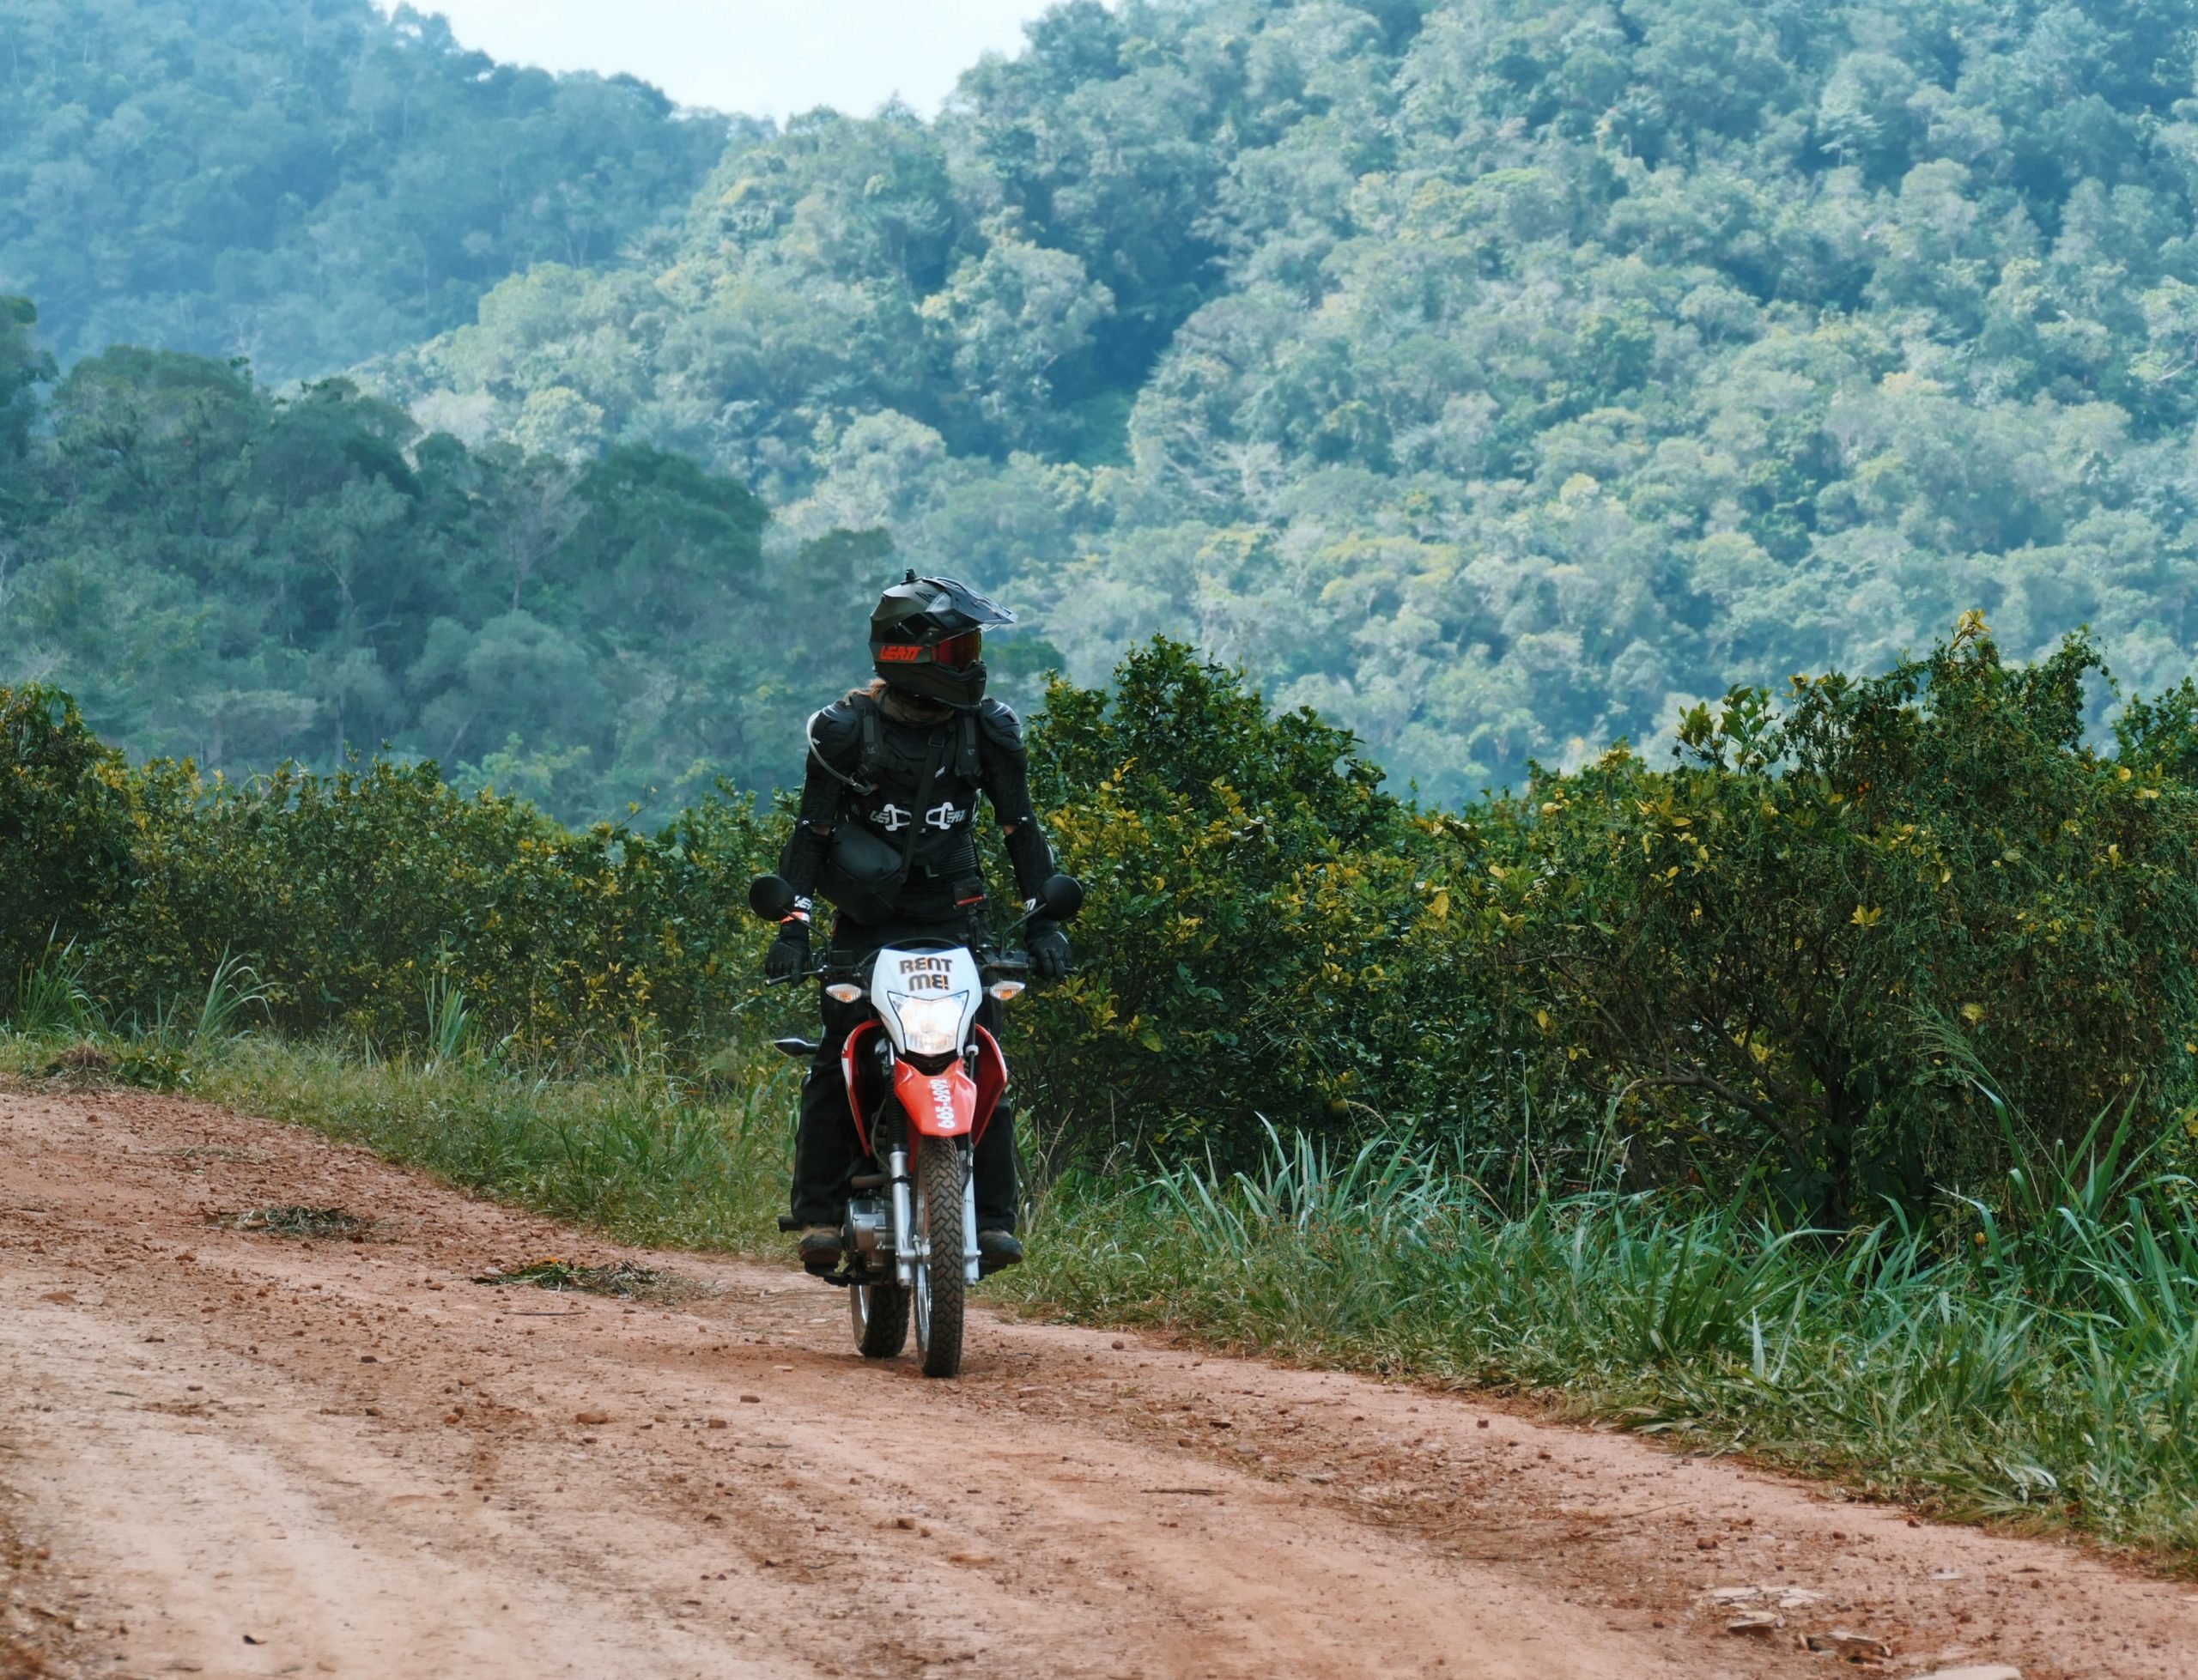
left=0, top=1085, right=2193, bottom=1678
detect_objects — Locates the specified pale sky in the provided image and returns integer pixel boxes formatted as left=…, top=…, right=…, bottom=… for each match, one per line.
left=389, top=0, right=1064, bottom=118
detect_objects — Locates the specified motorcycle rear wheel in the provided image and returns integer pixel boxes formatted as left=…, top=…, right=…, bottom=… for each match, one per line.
left=849, top=1276, right=909, bottom=1359
left=914, top=1141, right=968, bottom=1379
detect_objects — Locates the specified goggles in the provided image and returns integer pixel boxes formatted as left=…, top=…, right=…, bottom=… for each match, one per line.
left=936, top=630, right=983, bottom=670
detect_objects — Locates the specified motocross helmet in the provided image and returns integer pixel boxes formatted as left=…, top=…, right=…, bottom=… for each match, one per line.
left=870, top=571, right=1016, bottom=708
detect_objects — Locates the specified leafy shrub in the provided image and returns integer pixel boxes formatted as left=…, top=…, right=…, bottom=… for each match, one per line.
left=1015, top=624, right=2198, bottom=1207
left=1019, top=639, right=1498, bottom=1161
left=7, top=616, right=2197, bottom=1218
left=0, top=684, right=135, bottom=985
left=1462, top=621, right=2198, bottom=1216
left=93, top=755, right=780, bottom=1053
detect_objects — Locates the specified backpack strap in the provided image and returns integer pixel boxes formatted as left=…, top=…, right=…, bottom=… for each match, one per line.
left=900, top=727, right=950, bottom=882
left=858, top=693, right=886, bottom=788
left=958, top=707, right=985, bottom=787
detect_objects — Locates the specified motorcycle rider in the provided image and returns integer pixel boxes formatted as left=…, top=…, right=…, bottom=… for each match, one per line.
left=767, top=572, right=1071, bottom=1276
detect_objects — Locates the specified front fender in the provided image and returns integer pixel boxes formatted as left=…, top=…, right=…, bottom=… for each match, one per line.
left=893, top=1058, right=978, bottom=1138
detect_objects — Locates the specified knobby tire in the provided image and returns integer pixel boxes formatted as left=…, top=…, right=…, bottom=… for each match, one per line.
left=851, top=1273, right=909, bottom=1359
left=916, top=1140, right=967, bottom=1379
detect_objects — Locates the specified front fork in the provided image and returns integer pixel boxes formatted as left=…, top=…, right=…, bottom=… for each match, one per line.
left=886, top=1141, right=981, bottom=1286
left=962, top=1154, right=980, bottom=1282
left=888, top=1145, right=915, bottom=1286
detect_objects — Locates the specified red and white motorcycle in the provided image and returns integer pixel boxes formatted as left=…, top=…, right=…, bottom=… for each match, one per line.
left=752, top=873, right=1081, bottom=1378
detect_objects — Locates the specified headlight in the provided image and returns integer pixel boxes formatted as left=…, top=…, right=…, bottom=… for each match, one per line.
left=886, top=989, right=970, bottom=1056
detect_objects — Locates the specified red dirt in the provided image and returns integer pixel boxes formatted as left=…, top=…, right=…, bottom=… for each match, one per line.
left=1, top=1085, right=2194, bottom=1678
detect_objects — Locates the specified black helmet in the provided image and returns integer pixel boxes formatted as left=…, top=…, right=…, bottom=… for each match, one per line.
left=870, top=571, right=1016, bottom=707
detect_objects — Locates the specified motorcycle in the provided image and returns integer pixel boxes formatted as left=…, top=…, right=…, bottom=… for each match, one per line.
left=750, top=871, right=1082, bottom=1379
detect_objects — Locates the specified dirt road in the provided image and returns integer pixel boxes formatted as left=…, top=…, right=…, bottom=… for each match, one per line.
left=0, top=1086, right=2192, bottom=1679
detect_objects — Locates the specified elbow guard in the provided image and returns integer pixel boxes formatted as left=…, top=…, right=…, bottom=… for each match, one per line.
left=1005, top=817, right=1055, bottom=907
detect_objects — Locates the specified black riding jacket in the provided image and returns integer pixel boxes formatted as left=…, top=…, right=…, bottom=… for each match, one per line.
left=778, top=688, right=1056, bottom=925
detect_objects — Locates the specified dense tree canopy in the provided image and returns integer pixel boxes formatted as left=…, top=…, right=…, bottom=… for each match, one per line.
left=370, top=0, right=2198, bottom=799
left=0, top=299, right=959, bottom=817
left=10, top=0, right=2198, bottom=810
left=0, top=0, right=734, bottom=379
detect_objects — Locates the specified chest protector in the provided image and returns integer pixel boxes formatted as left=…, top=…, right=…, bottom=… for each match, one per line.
left=843, top=698, right=986, bottom=842
left=814, top=696, right=987, bottom=921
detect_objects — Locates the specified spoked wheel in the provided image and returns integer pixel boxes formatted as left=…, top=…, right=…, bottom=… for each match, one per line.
left=849, top=1274, right=909, bottom=1359
left=913, top=1140, right=968, bottom=1379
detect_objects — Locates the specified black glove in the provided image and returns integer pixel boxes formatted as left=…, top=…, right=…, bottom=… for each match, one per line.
left=765, top=919, right=811, bottom=982
left=1026, top=917, right=1071, bottom=981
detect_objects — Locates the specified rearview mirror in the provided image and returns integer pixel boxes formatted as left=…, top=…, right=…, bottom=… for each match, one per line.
left=1035, top=873, right=1084, bottom=923
left=748, top=874, right=797, bottom=921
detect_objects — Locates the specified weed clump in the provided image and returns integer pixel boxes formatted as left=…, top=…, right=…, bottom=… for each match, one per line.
left=212, top=1205, right=371, bottom=1240
left=40, top=1042, right=113, bottom=1085
left=474, top=1258, right=689, bottom=1300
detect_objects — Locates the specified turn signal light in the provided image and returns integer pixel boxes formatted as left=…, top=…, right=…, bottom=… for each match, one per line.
left=824, top=983, right=864, bottom=1004
left=987, top=980, right=1026, bottom=1002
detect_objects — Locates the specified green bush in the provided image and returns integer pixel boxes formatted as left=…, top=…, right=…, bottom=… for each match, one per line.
left=1461, top=621, right=2198, bottom=1216
left=5, top=616, right=2196, bottom=1218
left=0, top=683, right=135, bottom=983
left=1016, top=625, right=2198, bottom=1208
left=94, top=755, right=780, bottom=1053
left=1019, top=639, right=1492, bottom=1161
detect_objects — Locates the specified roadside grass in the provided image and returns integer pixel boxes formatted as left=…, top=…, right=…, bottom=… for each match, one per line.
left=999, top=1123, right=2198, bottom=1563
left=10, top=1015, right=2198, bottom=1562
left=0, top=1027, right=793, bottom=1255
left=198, top=1038, right=795, bottom=1253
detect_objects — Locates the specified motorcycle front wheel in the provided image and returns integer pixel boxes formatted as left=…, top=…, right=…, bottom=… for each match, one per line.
left=913, top=1140, right=968, bottom=1379
left=849, top=1274, right=909, bottom=1359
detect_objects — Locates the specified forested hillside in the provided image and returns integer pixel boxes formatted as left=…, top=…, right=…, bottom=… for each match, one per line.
left=8, top=0, right=2198, bottom=808
left=0, top=0, right=732, bottom=379
left=370, top=0, right=2198, bottom=800
left=0, top=300, right=1014, bottom=814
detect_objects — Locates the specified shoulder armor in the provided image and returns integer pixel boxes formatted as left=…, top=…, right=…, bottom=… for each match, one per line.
left=806, top=697, right=867, bottom=764
left=975, top=698, right=1025, bottom=754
